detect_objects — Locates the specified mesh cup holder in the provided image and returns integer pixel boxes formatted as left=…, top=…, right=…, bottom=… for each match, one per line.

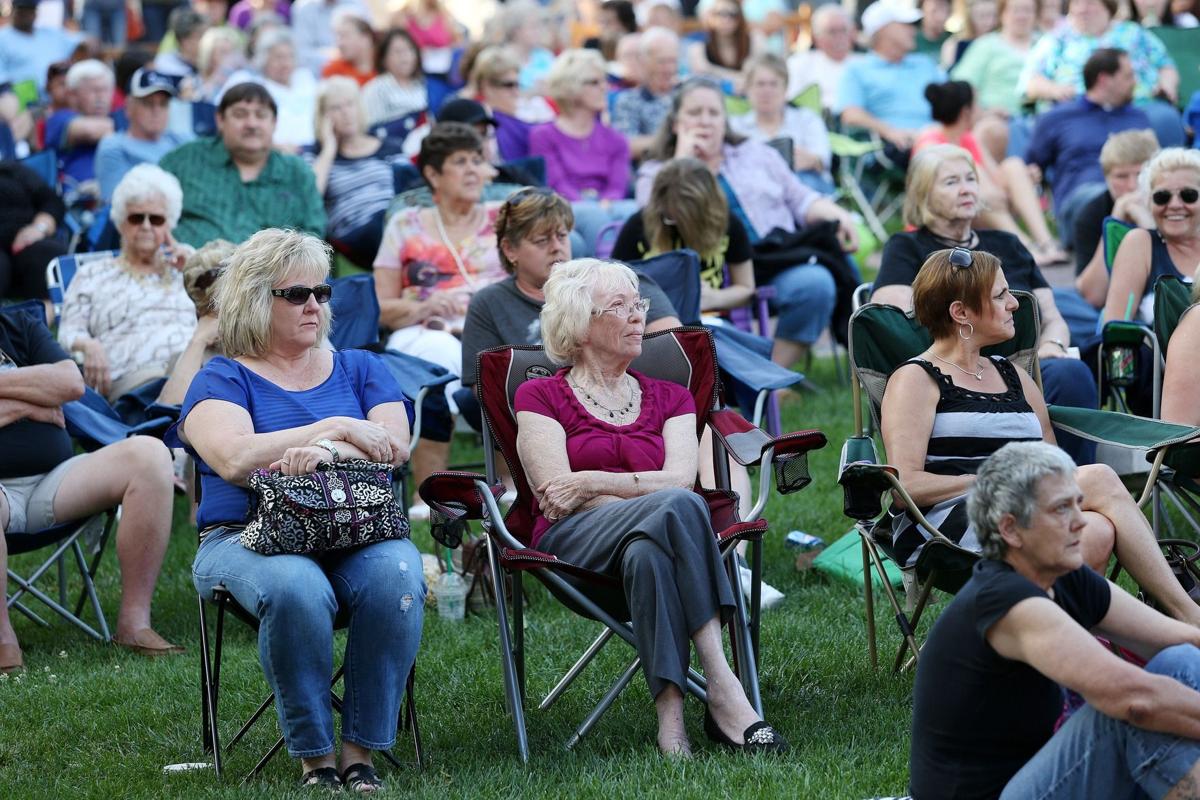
left=773, top=451, right=812, bottom=495
left=430, top=501, right=468, bottom=548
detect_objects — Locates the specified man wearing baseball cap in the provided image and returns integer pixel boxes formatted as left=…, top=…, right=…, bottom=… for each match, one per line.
left=95, top=68, right=192, bottom=201
left=834, top=0, right=945, bottom=161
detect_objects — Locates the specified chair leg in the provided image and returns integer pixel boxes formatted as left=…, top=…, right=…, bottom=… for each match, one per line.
left=540, top=627, right=615, bottom=711
left=198, top=595, right=223, bottom=779
left=565, top=657, right=641, bottom=751
left=860, top=535, right=921, bottom=673
left=488, top=536, right=529, bottom=763
left=405, top=666, right=424, bottom=770
left=513, top=571, right=525, bottom=704
left=70, top=540, right=109, bottom=641
left=861, top=534, right=877, bottom=670
left=749, top=537, right=763, bottom=662
left=892, top=571, right=935, bottom=673
left=725, top=550, right=762, bottom=715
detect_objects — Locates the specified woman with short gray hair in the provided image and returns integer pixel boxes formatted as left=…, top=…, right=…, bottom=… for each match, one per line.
left=219, top=26, right=317, bottom=147
left=168, top=228, right=423, bottom=792
left=515, top=258, right=787, bottom=756
left=968, top=441, right=1078, bottom=560
left=58, top=164, right=196, bottom=401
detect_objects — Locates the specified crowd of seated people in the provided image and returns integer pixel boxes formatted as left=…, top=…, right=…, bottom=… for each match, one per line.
left=6, top=0, right=1200, bottom=790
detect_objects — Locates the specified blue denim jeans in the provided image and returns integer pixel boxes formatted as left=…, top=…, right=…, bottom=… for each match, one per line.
left=193, top=528, right=426, bottom=758
left=769, top=260, right=837, bottom=345
left=1040, top=357, right=1098, bottom=466
left=1000, top=644, right=1200, bottom=799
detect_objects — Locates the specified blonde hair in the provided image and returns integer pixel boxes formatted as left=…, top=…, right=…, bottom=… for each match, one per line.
left=314, top=75, right=366, bottom=142
left=643, top=158, right=728, bottom=263
left=544, top=48, right=607, bottom=108
left=215, top=229, right=333, bottom=357
left=198, top=26, right=246, bottom=76
left=1141, top=147, right=1200, bottom=195
left=468, top=45, right=521, bottom=92
left=1100, top=129, right=1158, bottom=174
left=183, top=238, right=236, bottom=315
left=541, top=259, right=639, bottom=364
left=903, top=144, right=978, bottom=229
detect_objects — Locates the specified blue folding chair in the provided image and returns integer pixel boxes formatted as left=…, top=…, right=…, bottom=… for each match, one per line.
left=633, top=250, right=802, bottom=433
left=45, top=250, right=117, bottom=323
left=19, top=149, right=58, bottom=188
left=2, top=302, right=120, bottom=643
left=370, top=110, right=425, bottom=141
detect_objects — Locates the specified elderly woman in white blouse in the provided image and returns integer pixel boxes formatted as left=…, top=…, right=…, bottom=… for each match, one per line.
left=58, top=164, right=197, bottom=402
left=219, top=27, right=317, bottom=149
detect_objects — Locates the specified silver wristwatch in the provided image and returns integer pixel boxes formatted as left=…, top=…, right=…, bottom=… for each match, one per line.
left=314, top=439, right=340, bottom=462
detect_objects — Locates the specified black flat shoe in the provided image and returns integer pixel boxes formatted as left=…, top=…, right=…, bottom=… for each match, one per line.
left=704, top=709, right=789, bottom=754
left=341, top=763, right=382, bottom=794
left=300, top=766, right=343, bottom=791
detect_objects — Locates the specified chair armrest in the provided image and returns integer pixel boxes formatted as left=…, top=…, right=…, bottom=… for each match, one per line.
left=754, top=285, right=776, bottom=302
left=418, top=471, right=505, bottom=547
left=709, top=409, right=827, bottom=467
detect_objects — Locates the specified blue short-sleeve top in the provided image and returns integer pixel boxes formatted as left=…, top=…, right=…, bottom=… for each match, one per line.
left=165, top=349, right=411, bottom=529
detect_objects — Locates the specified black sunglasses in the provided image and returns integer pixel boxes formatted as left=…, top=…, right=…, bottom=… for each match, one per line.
left=1151, top=187, right=1200, bottom=206
left=489, top=79, right=519, bottom=90
left=949, top=247, right=974, bottom=269
left=271, top=284, right=333, bottom=304
left=127, top=212, right=167, bottom=227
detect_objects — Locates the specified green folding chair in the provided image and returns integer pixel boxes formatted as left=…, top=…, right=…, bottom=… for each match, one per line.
left=837, top=291, right=1042, bottom=671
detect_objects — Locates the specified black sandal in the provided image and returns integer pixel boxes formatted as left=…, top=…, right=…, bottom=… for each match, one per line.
left=300, top=766, right=343, bottom=790
left=341, top=763, right=383, bottom=794
left=704, top=710, right=789, bottom=754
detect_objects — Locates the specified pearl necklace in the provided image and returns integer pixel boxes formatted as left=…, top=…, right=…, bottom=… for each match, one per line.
left=569, top=373, right=639, bottom=420
left=930, top=352, right=986, bottom=381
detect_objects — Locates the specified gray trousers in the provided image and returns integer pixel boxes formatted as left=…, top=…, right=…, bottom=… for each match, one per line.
left=537, top=488, right=735, bottom=698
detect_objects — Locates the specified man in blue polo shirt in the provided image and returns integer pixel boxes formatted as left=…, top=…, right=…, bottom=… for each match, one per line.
left=43, top=59, right=116, bottom=191
left=835, top=0, right=945, bottom=162
left=1026, top=48, right=1151, bottom=248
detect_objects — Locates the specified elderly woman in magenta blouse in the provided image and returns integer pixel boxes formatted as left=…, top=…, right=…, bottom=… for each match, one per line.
left=637, top=76, right=859, bottom=369
left=529, top=48, right=638, bottom=257
left=515, top=258, right=787, bottom=757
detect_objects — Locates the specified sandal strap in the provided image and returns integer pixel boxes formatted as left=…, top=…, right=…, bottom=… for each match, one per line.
left=341, top=762, right=382, bottom=792
left=301, top=766, right=343, bottom=788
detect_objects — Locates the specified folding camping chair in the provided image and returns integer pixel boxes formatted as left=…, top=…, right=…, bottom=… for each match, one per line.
left=46, top=250, right=118, bottom=323
left=838, top=292, right=1044, bottom=672
left=197, top=573, right=424, bottom=781
left=419, top=327, right=827, bottom=760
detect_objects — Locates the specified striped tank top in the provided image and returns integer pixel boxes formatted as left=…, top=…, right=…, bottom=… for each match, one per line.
left=913, top=355, right=1043, bottom=476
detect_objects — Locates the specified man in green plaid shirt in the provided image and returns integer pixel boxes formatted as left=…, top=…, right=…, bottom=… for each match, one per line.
left=160, top=82, right=325, bottom=248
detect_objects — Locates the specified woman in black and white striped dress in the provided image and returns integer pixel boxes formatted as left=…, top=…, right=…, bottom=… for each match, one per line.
left=880, top=248, right=1200, bottom=625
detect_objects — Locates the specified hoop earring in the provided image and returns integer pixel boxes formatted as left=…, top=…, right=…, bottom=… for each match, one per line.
left=958, top=322, right=974, bottom=341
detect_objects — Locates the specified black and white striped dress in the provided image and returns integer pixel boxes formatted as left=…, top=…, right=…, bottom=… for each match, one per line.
left=889, top=356, right=1043, bottom=568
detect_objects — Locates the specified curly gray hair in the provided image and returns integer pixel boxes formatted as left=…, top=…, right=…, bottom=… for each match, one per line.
left=111, top=164, right=184, bottom=229
left=968, top=442, right=1077, bottom=560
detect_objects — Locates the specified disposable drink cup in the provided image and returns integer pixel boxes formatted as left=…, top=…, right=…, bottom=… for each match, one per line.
left=435, top=572, right=467, bottom=621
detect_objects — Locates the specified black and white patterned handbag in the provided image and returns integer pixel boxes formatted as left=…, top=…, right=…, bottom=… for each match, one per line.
left=241, top=460, right=410, bottom=556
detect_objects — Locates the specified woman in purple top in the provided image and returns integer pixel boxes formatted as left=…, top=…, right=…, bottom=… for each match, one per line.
left=513, top=258, right=787, bottom=758
left=227, top=0, right=290, bottom=30
left=529, top=49, right=638, bottom=256
left=636, top=77, right=860, bottom=369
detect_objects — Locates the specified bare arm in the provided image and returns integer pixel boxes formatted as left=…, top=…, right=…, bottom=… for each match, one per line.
left=1102, top=228, right=1153, bottom=323
left=1014, top=365, right=1058, bottom=444
left=157, top=316, right=218, bottom=406
left=0, top=360, right=85, bottom=406
left=0, top=398, right=66, bottom=428
left=516, top=410, right=698, bottom=520
left=1034, top=287, right=1072, bottom=357
left=989, top=595, right=1200, bottom=738
left=65, top=114, right=115, bottom=146
left=180, top=400, right=397, bottom=485
left=870, top=283, right=913, bottom=310
left=374, top=265, right=465, bottom=330
left=840, top=106, right=915, bottom=150
left=700, top=258, right=756, bottom=311
left=645, top=315, right=683, bottom=333
left=1023, top=74, right=1077, bottom=103
left=880, top=363, right=975, bottom=506
left=1094, top=579, right=1200, bottom=659
left=1157, top=66, right=1180, bottom=105
left=1075, top=239, right=1110, bottom=309
left=1161, top=309, right=1200, bottom=425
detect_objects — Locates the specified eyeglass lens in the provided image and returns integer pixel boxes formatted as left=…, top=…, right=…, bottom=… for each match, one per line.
left=127, top=213, right=167, bottom=227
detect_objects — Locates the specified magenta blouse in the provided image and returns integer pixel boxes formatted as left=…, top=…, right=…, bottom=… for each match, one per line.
left=513, top=369, right=695, bottom=546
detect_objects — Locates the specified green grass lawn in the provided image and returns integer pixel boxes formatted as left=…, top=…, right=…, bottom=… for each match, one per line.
left=2, top=357, right=927, bottom=800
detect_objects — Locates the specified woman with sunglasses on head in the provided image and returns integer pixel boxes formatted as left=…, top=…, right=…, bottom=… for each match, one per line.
left=1104, top=148, right=1200, bottom=326
left=881, top=247, right=1200, bottom=627
left=57, top=165, right=197, bottom=403
left=167, top=228, right=421, bottom=793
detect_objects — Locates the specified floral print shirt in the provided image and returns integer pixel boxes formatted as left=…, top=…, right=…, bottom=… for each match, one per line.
left=1018, top=21, right=1174, bottom=102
